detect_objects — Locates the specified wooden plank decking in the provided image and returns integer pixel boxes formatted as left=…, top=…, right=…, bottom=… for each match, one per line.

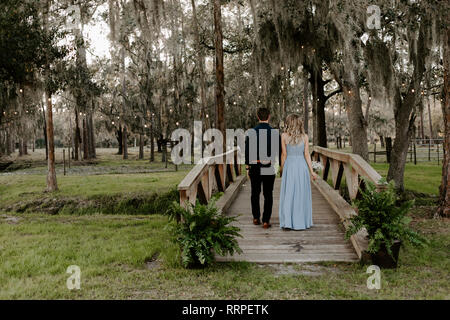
left=216, top=178, right=359, bottom=263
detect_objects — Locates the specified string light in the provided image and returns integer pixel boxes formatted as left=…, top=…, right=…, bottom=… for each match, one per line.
left=411, top=89, right=415, bottom=93
left=19, top=89, right=23, bottom=93
left=112, top=121, right=115, bottom=125
left=206, top=114, right=209, bottom=118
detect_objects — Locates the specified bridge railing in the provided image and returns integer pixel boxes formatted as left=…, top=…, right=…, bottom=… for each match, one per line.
left=177, top=147, right=243, bottom=210
left=311, top=146, right=385, bottom=200
left=311, top=146, right=386, bottom=261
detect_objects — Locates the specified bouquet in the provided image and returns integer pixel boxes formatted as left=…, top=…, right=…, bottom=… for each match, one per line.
left=311, top=161, right=323, bottom=173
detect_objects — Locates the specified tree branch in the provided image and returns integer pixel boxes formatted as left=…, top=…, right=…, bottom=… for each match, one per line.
left=325, top=88, right=342, bottom=101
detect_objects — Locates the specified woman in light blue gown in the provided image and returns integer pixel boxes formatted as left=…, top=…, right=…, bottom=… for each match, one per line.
left=279, top=114, right=317, bottom=230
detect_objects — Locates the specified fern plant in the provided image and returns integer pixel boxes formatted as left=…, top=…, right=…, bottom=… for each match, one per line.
left=167, top=200, right=242, bottom=268
left=345, top=179, right=428, bottom=257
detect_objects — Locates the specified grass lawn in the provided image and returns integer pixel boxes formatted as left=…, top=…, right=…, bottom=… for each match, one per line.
left=0, top=171, right=187, bottom=207
left=370, top=163, right=442, bottom=196
left=0, top=212, right=448, bottom=299
left=0, top=148, right=192, bottom=214
left=0, top=147, right=448, bottom=299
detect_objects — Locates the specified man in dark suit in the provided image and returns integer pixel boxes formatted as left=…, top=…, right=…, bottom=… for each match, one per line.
left=245, top=108, right=281, bottom=229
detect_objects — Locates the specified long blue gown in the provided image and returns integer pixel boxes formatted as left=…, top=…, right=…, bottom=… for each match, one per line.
left=279, top=142, right=313, bottom=230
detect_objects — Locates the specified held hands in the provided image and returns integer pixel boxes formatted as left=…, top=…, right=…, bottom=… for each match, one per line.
left=311, top=172, right=318, bottom=181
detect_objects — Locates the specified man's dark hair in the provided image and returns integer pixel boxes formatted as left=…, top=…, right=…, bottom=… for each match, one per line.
left=257, top=107, right=270, bottom=121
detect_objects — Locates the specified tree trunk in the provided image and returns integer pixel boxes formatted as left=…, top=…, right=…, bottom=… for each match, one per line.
left=341, top=83, right=368, bottom=160
left=122, top=125, right=128, bottom=159
left=45, top=90, right=58, bottom=192
left=82, top=117, right=88, bottom=160
left=23, top=139, right=27, bottom=155
left=150, top=122, right=155, bottom=162
left=438, top=27, right=449, bottom=217
left=116, top=125, right=123, bottom=155
left=191, top=0, right=208, bottom=129
left=74, top=109, right=80, bottom=161
left=213, top=0, right=226, bottom=150
left=42, top=104, right=48, bottom=161
left=387, top=95, right=417, bottom=190
left=18, top=138, right=24, bottom=156
left=303, top=80, right=309, bottom=135
left=309, top=68, right=327, bottom=147
left=139, top=133, right=144, bottom=160
left=387, top=23, right=428, bottom=190
left=427, top=96, right=434, bottom=139
left=5, top=129, right=12, bottom=155
left=88, top=111, right=96, bottom=158
left=419, top=99, right=425, bottom=140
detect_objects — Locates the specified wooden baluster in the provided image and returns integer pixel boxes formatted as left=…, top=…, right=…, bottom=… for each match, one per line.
left=201, top=169, right=210, bottom=202
left=209, top=165, right=215, bottom=196
left=180, top=189, right=188, bottom=208
left=330, top=159, right=339, bottom=188
left=344, top=164, right=359, bottom=200
left=321, top=156, right=329, bottom=180
left=216, top=163, right=226, bottom=191
left=189, top=184, right=198, bottom=206
left=228, top=163, right=236, bottom=182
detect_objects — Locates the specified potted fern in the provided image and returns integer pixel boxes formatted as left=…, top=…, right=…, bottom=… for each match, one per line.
left=345, top=179, right=427, bottom=268
left=167, top=200, right=242, bottom=268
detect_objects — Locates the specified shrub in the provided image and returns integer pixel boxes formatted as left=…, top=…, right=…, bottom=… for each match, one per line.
left=345, top=179, right=428, bottom=257
left=167, top=200, right=242, bottom=268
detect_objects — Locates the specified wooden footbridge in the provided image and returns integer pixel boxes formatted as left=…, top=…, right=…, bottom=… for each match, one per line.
left=178, top=147, right=385, bottom=263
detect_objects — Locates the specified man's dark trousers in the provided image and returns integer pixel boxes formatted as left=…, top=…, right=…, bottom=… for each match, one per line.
left=249, top=164, right=276, bottom=223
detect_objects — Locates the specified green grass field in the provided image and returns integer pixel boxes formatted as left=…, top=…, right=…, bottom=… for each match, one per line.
left=0, top=212, right=448, bottom=299
left=370, top=163, right=442, bottom=196
left=0, top=147, right=448, bottom=299
left=0, top=172, right=186, bottom=206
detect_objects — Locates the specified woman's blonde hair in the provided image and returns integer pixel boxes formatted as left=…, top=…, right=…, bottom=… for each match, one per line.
left=284, top=114, right=305, bottom=145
